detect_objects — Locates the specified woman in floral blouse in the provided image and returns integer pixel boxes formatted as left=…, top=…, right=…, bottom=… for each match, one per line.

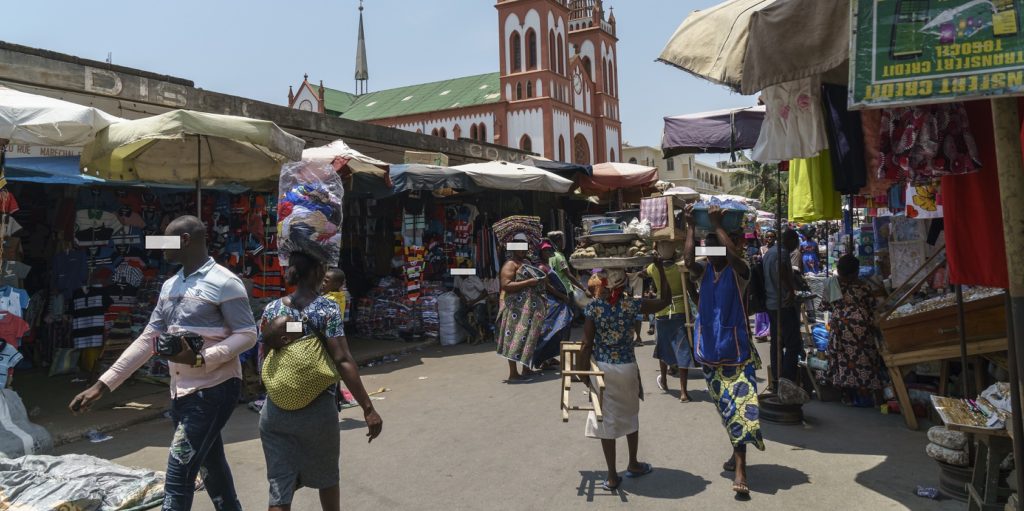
left=577, top=261, right=670, bottom=492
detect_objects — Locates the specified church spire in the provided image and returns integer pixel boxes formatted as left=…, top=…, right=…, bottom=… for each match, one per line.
left=355, top=0, right=369, bottom=95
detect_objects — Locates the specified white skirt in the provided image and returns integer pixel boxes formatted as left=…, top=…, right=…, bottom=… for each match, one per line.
left=585, top=361, right=640, bottom=440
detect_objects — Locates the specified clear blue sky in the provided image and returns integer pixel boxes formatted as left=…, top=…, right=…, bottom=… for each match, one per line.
left=8, top=0, right=755, bottom=146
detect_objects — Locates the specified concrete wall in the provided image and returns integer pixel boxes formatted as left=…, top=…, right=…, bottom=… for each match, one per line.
left=0, top=41, right=531, bottom=165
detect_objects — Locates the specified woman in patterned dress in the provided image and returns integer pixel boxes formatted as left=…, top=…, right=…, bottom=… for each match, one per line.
left=496, top=233, right=548, bottom=382
left=819, top=255, right=885, bottom=407
left=258, top=251, right=382, bottom=509
left=577, top=262, right=670, bottom=492
left=683, top=205, right=764, bottom=497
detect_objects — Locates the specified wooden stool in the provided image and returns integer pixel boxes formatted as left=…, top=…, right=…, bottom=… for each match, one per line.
left=559, top=342, right=605, bottom=422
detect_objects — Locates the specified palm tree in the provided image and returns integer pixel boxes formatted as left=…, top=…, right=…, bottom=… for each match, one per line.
left=727, top=153, right=787, bottom=216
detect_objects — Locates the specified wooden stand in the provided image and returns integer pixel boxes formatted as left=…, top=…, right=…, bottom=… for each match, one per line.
left=560, top=342, right=605, bottom=422
left=878, top=248, right=1009, bottom=429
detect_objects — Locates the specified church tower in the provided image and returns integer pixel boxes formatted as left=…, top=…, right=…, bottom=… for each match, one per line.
left=567, top=0, right=620, bottom=163
left=495, top=0, right=572, bottom=159
left=355, top=0, right=369, bottom=95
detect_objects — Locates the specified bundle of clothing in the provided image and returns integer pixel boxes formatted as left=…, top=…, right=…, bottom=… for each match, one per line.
left=277, top=162, right=345, bottom=266
left=492, top=215, right=542, bottom=247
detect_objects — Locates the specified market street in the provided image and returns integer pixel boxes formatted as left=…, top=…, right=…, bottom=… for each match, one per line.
left=58, top=337, right=957, bottom=511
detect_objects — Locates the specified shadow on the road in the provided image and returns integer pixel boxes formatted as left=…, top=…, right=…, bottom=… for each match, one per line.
left=577, top=468, right=710, bottom=502
left=718, top=463, right=810, bottom=496
left=339, top=417, right=367, bottom=431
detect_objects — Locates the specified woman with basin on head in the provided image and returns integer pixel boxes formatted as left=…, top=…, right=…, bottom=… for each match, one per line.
left=577, top=262, right=671, bottom=492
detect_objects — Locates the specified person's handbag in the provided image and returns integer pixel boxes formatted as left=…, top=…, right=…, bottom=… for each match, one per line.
left=261, top=315, right=340, bottom=411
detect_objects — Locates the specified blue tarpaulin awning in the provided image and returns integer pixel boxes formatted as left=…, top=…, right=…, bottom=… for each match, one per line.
left=5, top=157, right=103, bottom=185
left=4, top=157, right=249, bottom=192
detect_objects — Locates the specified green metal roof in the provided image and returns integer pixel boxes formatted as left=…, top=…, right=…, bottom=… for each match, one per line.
left=321, top=87, right=358, bottom=115
left=329, top=72, right=501, bottom=122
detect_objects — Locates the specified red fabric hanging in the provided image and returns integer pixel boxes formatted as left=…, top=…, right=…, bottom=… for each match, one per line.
left=941, top=100, right=1018, bottom=289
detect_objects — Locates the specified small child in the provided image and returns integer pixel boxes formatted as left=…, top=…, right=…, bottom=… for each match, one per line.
left=321, top=268, right=355, bottom=411
left=322, top=268, right=348, bottom=317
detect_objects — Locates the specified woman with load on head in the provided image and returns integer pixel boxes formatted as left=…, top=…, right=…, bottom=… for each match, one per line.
left=257, top=250, right=383, bottom=511
left=496, top=232, right=549, bottom=382
left=576, top=261, right=671, bottom=492
left=681, top=204, right=764, bottom=498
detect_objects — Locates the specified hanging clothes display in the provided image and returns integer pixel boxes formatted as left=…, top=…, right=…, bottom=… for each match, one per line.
left=788, top=150, right=842, bottom=222
left=878, top=102, right=982, bottom=183
left=71, top=285, right=110, bottom=349
left=943, top=100, right=1010, bottom=289
left=820, top=84, right=867, bottom=195
left=752, top=76, right=829, bottom=163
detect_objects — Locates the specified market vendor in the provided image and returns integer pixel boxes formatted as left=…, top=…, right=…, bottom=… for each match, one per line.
left=819, top=255, right=884, bottom=407
left=647, top=240, right=692, bottom=402
left=496, top=233, right=548, bottom=382
left=577, top=261, right=670, bottom=492
left=683, top=204, right=764, bottom=497
left=533, top=241, right=574, bottom=369
left=546, top=231, right=589, bottom=300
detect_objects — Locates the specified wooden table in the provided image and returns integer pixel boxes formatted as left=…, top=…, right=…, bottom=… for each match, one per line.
left=882, top=338, right=1007, bottom=430
left=931, top=396, right=1012, bottom=510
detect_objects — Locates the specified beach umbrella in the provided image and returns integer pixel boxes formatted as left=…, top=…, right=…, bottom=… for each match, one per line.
left=81, top=110, right=305, bottom=211
left=390, top=164, right=480, bottom=194
left=302, top=139, right=389, bottom=180
left=578, top=162, right=659, bottom=194
left=0, top=85, right=123, bottom=147
left=452, top=160, right=573, bottom=193
left=521, top=157, right=593, bottom=178
left=657, top=0, right=849, bottom=95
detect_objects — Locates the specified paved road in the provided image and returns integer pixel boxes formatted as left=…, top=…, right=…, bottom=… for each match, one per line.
left=58, top=338, right=958, bottom=511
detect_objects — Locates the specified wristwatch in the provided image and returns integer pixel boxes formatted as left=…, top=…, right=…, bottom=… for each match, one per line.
left=192, top=352, right=205, bottom=368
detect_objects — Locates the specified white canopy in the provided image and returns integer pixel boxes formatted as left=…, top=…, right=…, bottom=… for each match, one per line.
left=0, top=85, right=123, bottom=146
left=452, top=160, right=573, bottom=193
left=302, top=139, right=389, bottom=179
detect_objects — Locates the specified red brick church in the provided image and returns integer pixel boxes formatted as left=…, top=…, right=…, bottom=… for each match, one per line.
left=288, top=0, right=622, bottom=165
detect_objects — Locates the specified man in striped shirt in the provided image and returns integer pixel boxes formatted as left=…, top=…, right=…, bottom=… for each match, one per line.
left=70, top=215, right=256, bottom=511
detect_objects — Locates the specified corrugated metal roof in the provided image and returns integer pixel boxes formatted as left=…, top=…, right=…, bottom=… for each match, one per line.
left=320, top=87, right=358, bottom=115
left=330, top=72, right=501, bottom=121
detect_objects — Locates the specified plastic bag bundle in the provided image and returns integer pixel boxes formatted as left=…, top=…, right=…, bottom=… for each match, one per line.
left=277, top=161, right=344, bottom=266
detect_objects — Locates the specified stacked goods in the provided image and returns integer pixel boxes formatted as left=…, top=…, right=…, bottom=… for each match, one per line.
left=277, top=161, right=345, bottom=266
left=493, top=215, right=543, bottom=246
left=570, top=233, right=653, bottom=269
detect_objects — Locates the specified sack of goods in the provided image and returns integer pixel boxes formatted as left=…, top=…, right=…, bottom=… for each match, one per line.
left=277, top=161, right=345, bottom=266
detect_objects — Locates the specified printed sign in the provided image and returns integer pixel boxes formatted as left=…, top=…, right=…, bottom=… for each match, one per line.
left=851, top=0, right=1024, bottom=108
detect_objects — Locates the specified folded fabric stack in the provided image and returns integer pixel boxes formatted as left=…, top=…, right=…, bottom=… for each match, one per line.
left=492, top=215, right=543, bottom=247
left=277, top=162, right=345, bottom=266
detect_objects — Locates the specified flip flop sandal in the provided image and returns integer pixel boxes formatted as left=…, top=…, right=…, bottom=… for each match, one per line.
left=732, top=482, right=750, bottom=495
left=625, top=463, right=654, bottom=478
left=723, top=458, right=736, bottom=472
left=602, top=479, right=621, bottom=491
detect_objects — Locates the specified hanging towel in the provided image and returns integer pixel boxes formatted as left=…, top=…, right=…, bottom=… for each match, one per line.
left=640, top=197, right=669, bottom=229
